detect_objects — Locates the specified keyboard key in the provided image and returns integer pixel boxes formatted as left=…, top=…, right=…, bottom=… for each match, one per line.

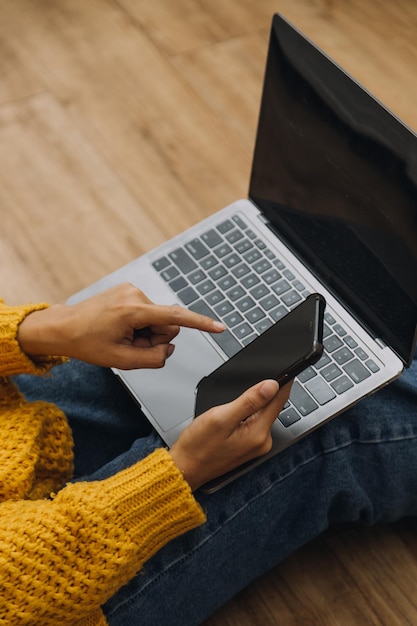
left=227, top=286, right=245, bottom=301
left=211, top=331, right=242, bottom=357
left=259, top=294, right=279, bottom=311
left=206, top=290, right=225, bottom=306
left=217, top=219, right=234, bottom=234
left=235, top=239, right=253, bottom=254
left=161, top=266, right=179, bottom=281
left=254, top=318, right=273, bottom=334
left=274, top=258, right=285, bottom=270
left=209, top=265, right=227, bottom=281
left=305, top=378, right=336, bottom=405
left=201, top=229, right=223, bottom=248
left=189, top=300, right=241, bottom=357
left=297, top=367, right=316, bottom=383
left=188, top=269, right=206, bottom=284
left=214, top=301, right=234, bottom=317
left=321, top=363, right=342, bottom=382
left=355, top=347, right=369, bottom=360
left=279, top=408, right=301, bottom=427
left=315, top=352, right=331, bottom=369
left=263, top=269, right=281, bottom=284
left=283, top=269, right=295, bottom=280
left=334, top=323, right=347, bottom=337
left=214, top=243, right=233, bottom=258
left=185, top=239, right=209, bottom=260
left=289, top=381, right=318, bottom=416
left=242, top=273, right=260, bottom=289
left=242, top=334, right=257, bottom=346
left=224, top=311, right=244, bottom=327
left=272, top=279, right=291, bottom=296
left=254, top=238, right=267, bottom=250
left=366, top=359, right=380, bottom=373
left=169, top=249, right=197, bottom=273
left=344, top=336, right=358, bottom=349
left=200, top=255, right=218, bottom=270
left=250, top=284, right=270, bottom=300
left=243, top=249, right=262, bottom=264
left=177, top=286, right=199, bottom=305
left=253, top=259, right=272, bottom=274
left=232, top=263, right=251, bottom=279
left=343, top=359, right=371, bottom=383
left=226, top=229, right=244, bottom=244
left=282, top=290, right=302, bottom=308
left=188, top=299, right=216, bottom=319
left=218, top=275, right=237, bottom=291
left=323, top=335, right=344, bottom=353
left=270, top=305, right=288, bottom=321
left=236, top=296, right=255, bottom=312
left=197, top=279, right=215, bottom=296
left=245, top=307, right=266, bottom=324
left=293, top=280, right=305, bottom=292
left=333, top=346, right=354, bottom=365
left=323, top=324, right=333, bottom=338
left=169, top=276, right=188, bottom=292
left=152, top=256, right=170, bottom=271
left=324, top=312, right=336, bottom=324
left=224, top=253, right=240, bottom=268
left=234, top=322, right=253, bottom=339
left=232, top=215, right=247, bottom=230
left=331, top=375, right=354, bottom=394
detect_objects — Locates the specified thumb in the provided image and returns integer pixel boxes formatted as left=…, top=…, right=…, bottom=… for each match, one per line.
left=224, top=379, right=280, bottom=425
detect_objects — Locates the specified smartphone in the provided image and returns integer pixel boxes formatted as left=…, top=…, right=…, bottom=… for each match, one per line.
left=194, top=293, right=326, bottom=416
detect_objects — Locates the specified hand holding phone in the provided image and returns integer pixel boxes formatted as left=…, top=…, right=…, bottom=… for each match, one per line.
left=194, top=293, right=325, bottom=416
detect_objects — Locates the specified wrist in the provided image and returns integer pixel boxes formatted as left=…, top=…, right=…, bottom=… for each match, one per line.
left=168, top=448, right=201, bottom=492
left=17, top=304, right=70, bottom=357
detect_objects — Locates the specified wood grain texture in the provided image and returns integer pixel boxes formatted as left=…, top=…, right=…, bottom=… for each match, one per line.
left=1, top=0, right=417, bottom=623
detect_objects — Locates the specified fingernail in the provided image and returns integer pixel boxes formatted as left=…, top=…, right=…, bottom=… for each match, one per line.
left=260, top=379, right=279, bottom=399
left=212, top=320, right=226, bottom=331
left=167, top=344, right=175, bottom=358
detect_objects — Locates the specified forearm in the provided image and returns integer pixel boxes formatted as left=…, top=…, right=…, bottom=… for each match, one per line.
left=0, top=449, right=206, bottom=624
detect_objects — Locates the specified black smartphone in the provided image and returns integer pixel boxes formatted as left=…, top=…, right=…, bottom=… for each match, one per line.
left=194, top=293, right=326, bottom=416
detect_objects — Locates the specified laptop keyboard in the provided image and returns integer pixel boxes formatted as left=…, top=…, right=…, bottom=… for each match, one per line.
left=152, top=213, right=380, bottom=427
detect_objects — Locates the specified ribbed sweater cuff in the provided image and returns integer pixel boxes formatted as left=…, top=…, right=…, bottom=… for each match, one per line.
left=0, top=302, right=66, bottom=375
left=99, top=448, right=206, bottom=555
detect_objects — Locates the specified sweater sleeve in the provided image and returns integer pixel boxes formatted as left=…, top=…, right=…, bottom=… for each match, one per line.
left=0, top=300, right=66, bottom=376
left=0, top=448, right=206, bottom=624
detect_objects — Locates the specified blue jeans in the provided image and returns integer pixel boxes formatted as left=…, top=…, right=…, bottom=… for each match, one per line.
left=15, top=357, right=417, bottom=626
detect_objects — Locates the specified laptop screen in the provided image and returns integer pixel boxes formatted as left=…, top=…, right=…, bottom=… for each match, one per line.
left=249, top=14, right=417, bottom=366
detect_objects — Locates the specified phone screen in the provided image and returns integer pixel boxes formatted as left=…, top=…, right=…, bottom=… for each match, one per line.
left=194, top=293, right=325, bottom=416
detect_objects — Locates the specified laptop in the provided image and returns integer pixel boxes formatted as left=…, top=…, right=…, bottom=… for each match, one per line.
left=68, top=14, right=417, bottom=491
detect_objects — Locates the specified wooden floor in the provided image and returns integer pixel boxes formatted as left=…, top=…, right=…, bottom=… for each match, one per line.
left=2, top=0, right=417, bottom=623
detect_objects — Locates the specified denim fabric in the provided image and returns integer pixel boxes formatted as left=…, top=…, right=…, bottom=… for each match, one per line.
left=15, top=356, right=417, bottom=626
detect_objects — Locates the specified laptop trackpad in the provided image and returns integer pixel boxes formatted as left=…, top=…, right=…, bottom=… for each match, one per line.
left=116, top=327, right=224, bottom=432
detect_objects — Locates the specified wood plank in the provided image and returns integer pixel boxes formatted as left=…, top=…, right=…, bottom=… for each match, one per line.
left=0, top=92, right=164, bottom=304
left=325, top=524, right=417, bottom=624
left=172, top=31, right=268, bottom=155
left=118, top=0, right=279, bottom=55
left=0, top=34, right=43, bottom=104
left=0, top=0, right=251, bottom=238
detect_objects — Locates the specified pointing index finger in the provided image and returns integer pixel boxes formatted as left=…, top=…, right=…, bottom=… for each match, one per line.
left=137, top=303, right=226, bottom=333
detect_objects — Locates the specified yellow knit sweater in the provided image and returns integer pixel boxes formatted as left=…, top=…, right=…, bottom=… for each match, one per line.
left=0, top=301, right=206, bottom=625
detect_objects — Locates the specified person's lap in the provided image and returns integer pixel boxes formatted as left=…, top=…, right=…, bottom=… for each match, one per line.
left=15, top=357, right=417, bottom=625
